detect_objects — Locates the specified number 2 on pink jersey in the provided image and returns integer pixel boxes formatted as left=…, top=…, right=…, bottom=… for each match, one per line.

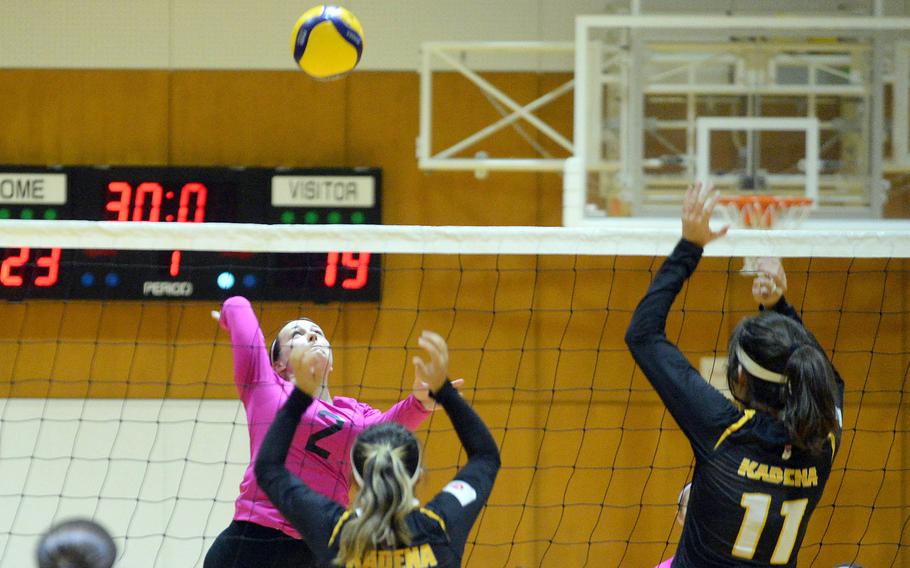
left=305, top=410, right=345, bottom=459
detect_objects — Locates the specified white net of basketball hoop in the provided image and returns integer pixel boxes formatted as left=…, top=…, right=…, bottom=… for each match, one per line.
left=716, top=196, right=814, bottom=230
left=716, top=196, right=814, bottom=272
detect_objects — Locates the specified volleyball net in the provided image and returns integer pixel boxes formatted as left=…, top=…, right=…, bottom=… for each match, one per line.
left=0, top=220, right=909, bottom=567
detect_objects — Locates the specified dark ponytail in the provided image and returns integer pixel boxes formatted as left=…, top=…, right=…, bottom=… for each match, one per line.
left=781, top=344, right=838, bottom=454
left=727, top=311, right=838, bottom=455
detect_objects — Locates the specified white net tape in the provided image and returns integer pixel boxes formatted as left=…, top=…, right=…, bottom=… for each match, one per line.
left=0, top=220, right=909, bottom=259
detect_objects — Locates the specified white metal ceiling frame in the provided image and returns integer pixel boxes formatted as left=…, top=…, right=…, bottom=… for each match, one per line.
left=417, top=41, right=578, bottom=174
left=567, top=15, right=910, bottom=226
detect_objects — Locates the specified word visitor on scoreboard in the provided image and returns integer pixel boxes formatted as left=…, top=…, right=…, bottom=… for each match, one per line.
left=271, top=175, right=376, bottom=208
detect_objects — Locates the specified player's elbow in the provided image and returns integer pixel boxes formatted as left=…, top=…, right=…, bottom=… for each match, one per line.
left=478, top=453, right=501, bottom=481
left=624, top=322, right=645, bottom=349
left=624, top=327, right=635, bottom=347
left=486, top=448, right=502, bottom=471
left=488, top=440, right=503, bottom=474
left=253, top=456, right=275, bottom=485
left=625, top=316, right=662, bottom=351
left=471, top=442, right=501, bottom=475
left=253, top=460, right=266, bottom=482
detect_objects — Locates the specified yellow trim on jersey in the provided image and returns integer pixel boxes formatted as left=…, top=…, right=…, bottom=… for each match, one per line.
left=714, top=410, right=756, bottom=451
left=328, top=507, right=445, bottom=550
left=828, top=432, right=837, bottom=460
left=419, top=507, right=447, bottom=533
left=329, top=508, right=445, bottom=548
left=329, top=509, right=354, bottom=547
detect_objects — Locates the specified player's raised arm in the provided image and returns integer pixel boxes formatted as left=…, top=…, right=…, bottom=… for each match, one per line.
left=216, top=296, right=274, bottom=387
left=359, top=356, right=467, bottom=431
left=625, top=183, right=740, bottom=455
left=253, top=342, right=343, bottom=562
left=750, top=257, right=845, bottom=423
left=420, top=330, right=501, bottom=555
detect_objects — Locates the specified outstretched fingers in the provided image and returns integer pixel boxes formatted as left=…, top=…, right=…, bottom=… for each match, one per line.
left=682, top=181, right=729, bottom=247
left=713, top=223, right=730, bottom=241
left=412, top=355, right=429, bottom=377
left=418, top=330, right=448, bottom=369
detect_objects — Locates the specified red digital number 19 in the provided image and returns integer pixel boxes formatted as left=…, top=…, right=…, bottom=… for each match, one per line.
left=324, top=252, right=371, bottom=290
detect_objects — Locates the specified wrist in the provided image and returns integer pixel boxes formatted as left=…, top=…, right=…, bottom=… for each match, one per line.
left=428, top=379, right=452, bottom=400
left=287, top=387, right=313, bottom=410
left=758, top=295, right=786, bottom=311
left=415, top=395, right=434, bottom=411
left=679, top=237, right=705, bottom=251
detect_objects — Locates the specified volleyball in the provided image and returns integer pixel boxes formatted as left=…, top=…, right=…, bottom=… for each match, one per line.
left=291, top=5, right=364, bottom=80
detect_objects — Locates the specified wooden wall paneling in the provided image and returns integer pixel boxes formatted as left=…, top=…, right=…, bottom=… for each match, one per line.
left=0, top=69, right=169, bottom=165
left=168, top=71, right=347, bottom=166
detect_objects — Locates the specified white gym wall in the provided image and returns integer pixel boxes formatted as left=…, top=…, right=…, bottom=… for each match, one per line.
left=0, top=1, right=907, bottom=71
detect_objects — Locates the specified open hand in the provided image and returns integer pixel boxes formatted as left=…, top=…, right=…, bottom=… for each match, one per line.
left=682, top=182, right=729, bottom=247
left=211, top=310, right=229, bottom=331
left=288, top=340, right=330, bottom=397
left=411, top=331, right=452, bottom=408
left=751, top=257, right=787, bottom=308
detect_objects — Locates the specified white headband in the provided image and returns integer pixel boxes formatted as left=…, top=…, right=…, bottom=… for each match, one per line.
left=736, top=345, right=787, bottom=384
left=678, top=482, right=692, bottom=508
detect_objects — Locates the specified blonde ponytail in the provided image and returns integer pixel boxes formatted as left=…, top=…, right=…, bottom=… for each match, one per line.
left=336, top=428, right=420, bottom=566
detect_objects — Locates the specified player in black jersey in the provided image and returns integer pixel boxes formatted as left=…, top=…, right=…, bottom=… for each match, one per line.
left=625, top=183, right=844, bottom=567
left=254, top=330, right=500, bottom=567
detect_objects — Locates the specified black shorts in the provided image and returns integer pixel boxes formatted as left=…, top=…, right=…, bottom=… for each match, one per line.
left=204, top=521, right=318, bottom=568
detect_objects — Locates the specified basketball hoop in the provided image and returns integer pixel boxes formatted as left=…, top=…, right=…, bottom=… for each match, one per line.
left=716, top=195, right=814, bottom=272
left=716, top=195, right=813, bottom=229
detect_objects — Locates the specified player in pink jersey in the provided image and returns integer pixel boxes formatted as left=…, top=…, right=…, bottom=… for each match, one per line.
left=203, top=296, right=457, bottom=568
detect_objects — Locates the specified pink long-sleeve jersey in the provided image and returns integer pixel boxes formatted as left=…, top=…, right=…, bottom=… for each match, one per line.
left=220, top=296, right=430, bottom=539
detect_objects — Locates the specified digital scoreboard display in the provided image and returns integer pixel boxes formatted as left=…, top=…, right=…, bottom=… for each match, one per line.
left=0, top=166, right=381, bottom=301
